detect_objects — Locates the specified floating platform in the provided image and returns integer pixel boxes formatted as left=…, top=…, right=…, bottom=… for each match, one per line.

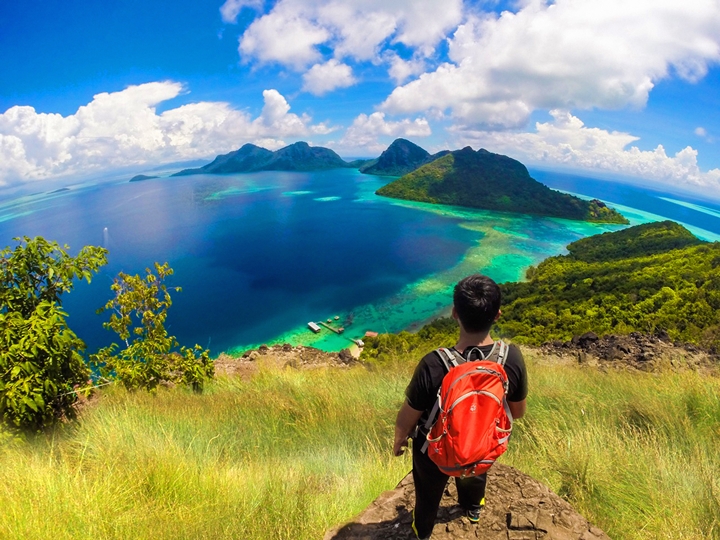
left=308, top=322, right=321, bottom=333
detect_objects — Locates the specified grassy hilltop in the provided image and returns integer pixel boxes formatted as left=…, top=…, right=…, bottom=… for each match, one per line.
left=1, top=346, right=718, bottom=540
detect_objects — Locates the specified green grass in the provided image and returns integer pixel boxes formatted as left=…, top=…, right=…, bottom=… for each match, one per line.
left=1, top=355, right=719, bottom=539
left=0, top=366, right=413, bottom=540
left=506, top=358, right=720, bottom=539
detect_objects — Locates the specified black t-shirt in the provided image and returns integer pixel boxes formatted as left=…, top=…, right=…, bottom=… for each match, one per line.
left=405, top=342, right=528, bottom=434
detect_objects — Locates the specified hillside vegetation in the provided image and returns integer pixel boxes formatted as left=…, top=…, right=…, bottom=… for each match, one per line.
left=495, top=221, right=720, bottom=348
left=376, top=148, right=628, bottom=223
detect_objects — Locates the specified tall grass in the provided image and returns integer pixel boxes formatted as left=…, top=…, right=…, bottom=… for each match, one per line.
left=0, top=366, right=413, bottom=540
left=1, top=355, right=719, bottom=539
left=506, top=358, right=720, bottom=539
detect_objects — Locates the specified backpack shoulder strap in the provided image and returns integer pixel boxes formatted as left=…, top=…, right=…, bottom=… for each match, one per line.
left=435, top=347, right=464, bottom=372
left=484, top=340, right=509, bottom=366
left=496, top=340, right=509, bottom=367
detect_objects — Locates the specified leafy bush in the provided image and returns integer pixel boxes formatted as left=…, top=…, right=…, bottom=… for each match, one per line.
left=0, top=237, right=107, bottom=431
left=92, top=263, right=214, bottom=392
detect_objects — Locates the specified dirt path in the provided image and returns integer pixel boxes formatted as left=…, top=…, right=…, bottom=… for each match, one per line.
left=324, top=464, right=609, bottom=540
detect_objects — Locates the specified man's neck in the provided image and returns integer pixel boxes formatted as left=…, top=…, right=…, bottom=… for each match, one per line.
left=455, top=331, right=494, bottom=351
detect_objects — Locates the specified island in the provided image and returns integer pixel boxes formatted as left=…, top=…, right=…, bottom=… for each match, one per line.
left=376, top=146, right=628, bottom=223
left=172, top=141, right=351, bottom=176
left=129, top=174, right=159, bottom=182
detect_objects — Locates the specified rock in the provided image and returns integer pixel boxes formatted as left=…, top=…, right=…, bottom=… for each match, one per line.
left=323, top=464, right=609, bottom=540
left=577, top=332, right=599, bottom=348
left=541, top=331, right=717, bottom=373
left=338, top=349, right=354, bottom=364
left=602, top=345, right=624, bottom=362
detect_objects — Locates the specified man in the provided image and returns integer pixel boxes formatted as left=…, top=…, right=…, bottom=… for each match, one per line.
left=393, top=274, right=528, bottom=540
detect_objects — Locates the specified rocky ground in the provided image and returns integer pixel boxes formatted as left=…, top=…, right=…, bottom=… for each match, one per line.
left=324, top=464, right=609, bottom=540
left=213, top=343, right=358, bottom=378
left=538, top=331, right=718, bottom=373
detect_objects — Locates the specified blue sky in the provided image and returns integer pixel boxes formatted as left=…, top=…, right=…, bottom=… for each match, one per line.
left=2, top=0, right=720, bottom=197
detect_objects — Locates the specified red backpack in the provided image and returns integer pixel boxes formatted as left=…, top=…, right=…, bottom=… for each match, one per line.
left=420, top=341, right=513, bottom=477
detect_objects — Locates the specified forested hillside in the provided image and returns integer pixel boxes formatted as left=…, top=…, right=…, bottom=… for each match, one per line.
left=498, top=221, right=720, bottom=348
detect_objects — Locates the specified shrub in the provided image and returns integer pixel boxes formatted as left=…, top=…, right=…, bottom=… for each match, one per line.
left=92, top=263, right=214, bottom=392
left=0, top=237, right=107, bottom=431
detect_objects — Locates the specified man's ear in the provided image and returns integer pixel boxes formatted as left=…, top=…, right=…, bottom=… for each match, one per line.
left=451, top=306, right=458, bottom=321
left=494, top=309, right=502, bottom=322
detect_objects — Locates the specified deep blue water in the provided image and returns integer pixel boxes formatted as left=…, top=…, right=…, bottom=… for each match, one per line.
left=1, top=167, right=719, bottom=356
left=0, top=170, right=477, bottom=353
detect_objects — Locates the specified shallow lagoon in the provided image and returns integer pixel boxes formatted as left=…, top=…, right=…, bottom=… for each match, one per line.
left=1, top=168, right=718, bottom=354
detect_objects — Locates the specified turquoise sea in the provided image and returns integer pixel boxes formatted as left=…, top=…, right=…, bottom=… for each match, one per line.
left=1, top=168, right=719, bottom=355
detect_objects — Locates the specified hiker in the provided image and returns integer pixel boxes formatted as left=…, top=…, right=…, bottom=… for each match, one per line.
left=393, top=274, right=528, bottom=540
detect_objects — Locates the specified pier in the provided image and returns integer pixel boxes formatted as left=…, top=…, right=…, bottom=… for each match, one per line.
left=319, top=321, right=344, bottom=334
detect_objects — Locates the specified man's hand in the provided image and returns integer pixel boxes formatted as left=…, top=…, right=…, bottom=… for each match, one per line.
left=393, top=434, right=409, bottom=456
left=393, top=400, right=423, bottom=457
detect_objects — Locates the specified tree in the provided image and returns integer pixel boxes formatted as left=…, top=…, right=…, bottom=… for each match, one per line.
left=0, top=237, right=107, bottom=431
left=92, top=263, right=214, bottom=392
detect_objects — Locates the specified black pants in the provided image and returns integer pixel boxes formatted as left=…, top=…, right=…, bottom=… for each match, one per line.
left=411, top=439, right=487, bottom=539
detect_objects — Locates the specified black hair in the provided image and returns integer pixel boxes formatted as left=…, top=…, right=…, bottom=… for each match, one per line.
left=453, top=274, right=501, bottom=334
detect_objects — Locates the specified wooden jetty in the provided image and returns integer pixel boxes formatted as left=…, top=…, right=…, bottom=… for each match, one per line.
left=319, top=321, right=345, bottom=334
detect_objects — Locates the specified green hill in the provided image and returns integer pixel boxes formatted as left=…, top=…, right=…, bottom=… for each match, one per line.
left=565, top=220, right=703, bottom=262
left=496, top=221, right=720, bottom=347
left=376, top=147, right=627, bottom=223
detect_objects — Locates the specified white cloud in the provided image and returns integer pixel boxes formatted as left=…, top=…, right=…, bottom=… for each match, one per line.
left=340, top=111, right=431, bottom=152
left=695, top=126, right=708, bottom=137
left=301, top=60, right=356, bottom=95
left=386, top=53, right=427, bottom=84
left=220, top=0, right=263, bottom=24
left=236, top=0, right=463, bottom=73
left=0, top=82, right=329, bottom=185
left=383, top=0, right=720, bottom=128
left=452, top=110, right=720, bottom=190
left=239, top=4, right=330, bottom=69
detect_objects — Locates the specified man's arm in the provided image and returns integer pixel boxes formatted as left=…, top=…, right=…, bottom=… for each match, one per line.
left=393, top=400, right=424, bottom=456
left=508, top=399, right=526, bottom=420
